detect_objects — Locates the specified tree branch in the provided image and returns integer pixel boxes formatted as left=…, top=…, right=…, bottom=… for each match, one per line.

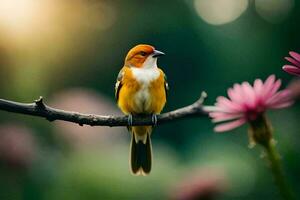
left=0, top=92, right=208, bottom=127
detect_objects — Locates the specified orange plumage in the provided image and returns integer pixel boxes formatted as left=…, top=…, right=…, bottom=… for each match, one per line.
left=115, top=44, right=168, bottom=175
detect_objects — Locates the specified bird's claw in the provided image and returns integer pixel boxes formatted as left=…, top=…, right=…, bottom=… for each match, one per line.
left=151, top=114, right=158, bottom=126
left=127, top=114, right=133, bottom=126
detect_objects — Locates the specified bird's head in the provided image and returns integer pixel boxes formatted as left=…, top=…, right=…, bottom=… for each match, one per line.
left=125, top=44, right=165, bottom=68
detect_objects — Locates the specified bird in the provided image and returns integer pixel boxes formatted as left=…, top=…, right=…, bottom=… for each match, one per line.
left=115, top=44, right=168, bottom=175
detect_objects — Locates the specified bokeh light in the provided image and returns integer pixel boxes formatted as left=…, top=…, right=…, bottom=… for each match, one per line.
left=255, top=0, right=294, bottom=24
left=0, top=0, right=37, bottom=34
left=194, top=0, right=248, bottom=25
left=0, top=0, right=117, bottom=99
left=170, top=168, right=226, bottom=200
left=0, top=0, right=116, bottom=39
left=0, top=124, right=37, bottom=170
left=51, top=88, right=124, bottom=149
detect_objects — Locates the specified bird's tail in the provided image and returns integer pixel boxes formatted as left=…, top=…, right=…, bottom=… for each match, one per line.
left=129, top=126, right=152, bottom=176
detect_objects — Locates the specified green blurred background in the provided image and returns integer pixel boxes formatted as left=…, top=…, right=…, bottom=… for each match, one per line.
left=0, top=0, right=299, bottom=199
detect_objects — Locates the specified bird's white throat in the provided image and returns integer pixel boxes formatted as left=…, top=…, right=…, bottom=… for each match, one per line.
left=131, top=64, right=160, bottom=85
left=131, top=57, right=160, bottom=112
left=142, top=56, right=158, bottom=69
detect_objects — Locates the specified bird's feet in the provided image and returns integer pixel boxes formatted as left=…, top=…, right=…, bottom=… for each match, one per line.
left=127, top=114, right=133, bottom=126
left=151, top=114, right=158, bottom=126
left=128, top=114, right=157, bottom=126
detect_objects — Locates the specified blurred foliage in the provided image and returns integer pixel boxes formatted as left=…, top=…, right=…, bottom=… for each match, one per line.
left=0, top=0, right=299, bottom=199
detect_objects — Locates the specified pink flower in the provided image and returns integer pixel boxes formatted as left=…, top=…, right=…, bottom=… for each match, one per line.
left=204, top=75, right=293, bottom=132
left=169, top=169, right=226, bottom=200
left=282, top=51, right=300, bottom=76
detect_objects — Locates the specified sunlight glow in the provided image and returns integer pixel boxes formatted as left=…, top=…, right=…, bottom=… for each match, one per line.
left=255, top=0, right=294, bottom=24
left=0, top=0, right=37, bottom=32
left=0, top=0, right=117, bottom=52
left=194, top=0, right=248, bottom=25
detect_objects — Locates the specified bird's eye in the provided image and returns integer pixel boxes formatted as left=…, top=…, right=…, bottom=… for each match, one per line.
left=140, top=51, right=147, bottom=56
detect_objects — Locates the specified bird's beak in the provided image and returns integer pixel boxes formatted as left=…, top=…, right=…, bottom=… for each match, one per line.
left=152, top=50, right=165, bottom=58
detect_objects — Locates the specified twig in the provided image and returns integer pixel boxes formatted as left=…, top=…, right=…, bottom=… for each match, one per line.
left=0, top=92, right=208, bottom=127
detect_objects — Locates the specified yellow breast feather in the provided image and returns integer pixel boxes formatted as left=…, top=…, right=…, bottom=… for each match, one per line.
left=116, top=67, right=167, bottom=115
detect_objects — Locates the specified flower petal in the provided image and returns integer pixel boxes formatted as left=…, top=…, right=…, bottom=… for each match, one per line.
left=269, top=79, right=281, bottom=97
left=229, top=84, right=244, bottom=104
left=212, top=113, right=243, bottom=123
left=285, top=57, right=300, bottom=68
left=282, top=65, right=300, bottom=76
left=263, top=75, right=276, bottom=92
left=254, top=79, right=263, bottom=95
left=261, top=75, right=276, bottom=99
left=289, top=51, right=300, bottom=62
left=214, top=118, right=246, bottom=132
left=241, top=82, right=256, bottom=107
left=228, top=88, right=239, bottom=102
left=209, top=110, right=243, bottom=122
left=269, top=101, right=294, bottom=109
left=216, top=96, right=243, bottom=112
left=266, top=90, right=293, bottom=108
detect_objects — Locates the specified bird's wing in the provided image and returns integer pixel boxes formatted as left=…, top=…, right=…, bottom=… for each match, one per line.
left=115, top=68, right=125, bottom=101
left=164, top=73, right=169, bottom=96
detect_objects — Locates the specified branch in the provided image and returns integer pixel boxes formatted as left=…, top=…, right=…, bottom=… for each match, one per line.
left=0, top=92, right=208, bottom=127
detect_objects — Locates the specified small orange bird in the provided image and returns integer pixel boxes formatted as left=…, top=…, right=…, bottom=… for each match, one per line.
left=115, top=44, right=168, bottom=175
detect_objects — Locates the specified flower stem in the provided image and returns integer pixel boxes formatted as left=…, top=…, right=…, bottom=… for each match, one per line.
left=264, top=140, right=294, bottom=200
